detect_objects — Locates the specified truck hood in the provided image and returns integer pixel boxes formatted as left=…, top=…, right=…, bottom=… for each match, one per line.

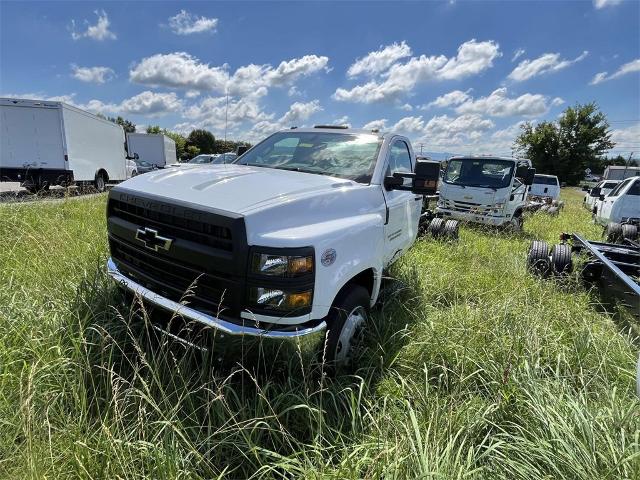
left=114, top=163, right=360, bottom=214
left=439, top=183, right=510, bottom=206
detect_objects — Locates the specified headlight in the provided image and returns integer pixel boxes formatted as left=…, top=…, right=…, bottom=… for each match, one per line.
left=249, top=287, right=313, bottom=311
left=492, top=202, right=505, bottom=212
left=251, top=252, right=313, bottom=277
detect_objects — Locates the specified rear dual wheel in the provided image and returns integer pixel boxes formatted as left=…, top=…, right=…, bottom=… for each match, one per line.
left=527, top=240, right=572, bottom=276
left=426, top=218, right=459, bottom=240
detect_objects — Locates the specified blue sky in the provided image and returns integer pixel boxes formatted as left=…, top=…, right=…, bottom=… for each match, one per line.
left=1, top=0, right=638, bottom=157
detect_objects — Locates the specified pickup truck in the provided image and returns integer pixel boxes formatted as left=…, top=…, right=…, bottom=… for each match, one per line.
left=106, top=126, right=441, bottom=367
left=436, top=156, right=536, bottom=230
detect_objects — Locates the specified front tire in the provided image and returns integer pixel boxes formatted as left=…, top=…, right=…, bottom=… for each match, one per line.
left=323, top=285, right=370, bottom=370
left=95, top=172, right=106, bottom=192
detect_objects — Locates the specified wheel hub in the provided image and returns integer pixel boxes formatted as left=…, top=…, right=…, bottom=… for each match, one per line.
left=335, top=306, right=366, bottom=364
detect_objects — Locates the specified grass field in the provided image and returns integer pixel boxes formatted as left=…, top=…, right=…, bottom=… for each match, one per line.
left=0, top=188, right=638, bottom=479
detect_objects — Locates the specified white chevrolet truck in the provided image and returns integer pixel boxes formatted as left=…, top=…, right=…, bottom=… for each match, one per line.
left=436, top=156, right=536, bottom=230
left=106, top=126, right=443, bottom=367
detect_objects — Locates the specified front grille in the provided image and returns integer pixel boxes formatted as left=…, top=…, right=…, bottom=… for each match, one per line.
left=109, top=198, right=233, bottom=251
left=107, top=188, right=248, bottom=317
left=451, top=200, right=491, bottom=215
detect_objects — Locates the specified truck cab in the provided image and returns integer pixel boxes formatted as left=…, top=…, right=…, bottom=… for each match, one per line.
left=436, top=156, right=535, bottom=230
left=105, top=127, right=438, bottom=367
left=594, top=176, right=640, bottom=226
left=529, top=174, right=560, bottom=200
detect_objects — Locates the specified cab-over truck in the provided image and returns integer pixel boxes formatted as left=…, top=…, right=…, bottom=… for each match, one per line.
left=106, top=126, right=441, bottom=367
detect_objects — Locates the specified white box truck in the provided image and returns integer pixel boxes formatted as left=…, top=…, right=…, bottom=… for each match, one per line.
left=0, top=97, right=128, bottom=192
left=125, top=133, right=176, bottom=168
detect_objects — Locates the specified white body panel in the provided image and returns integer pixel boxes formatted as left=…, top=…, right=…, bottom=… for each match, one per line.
left=126, top=133, right=177, bottom=168
left=529, top=174, right=560, bottom=200
left=0, top=98, right=127, bottom=183
left=62, top=104, right=127, bottom=182
left=603, top=166, right=640, bottom=181
left=0, top=100, right=65, bottom=170
left=595, top=177, right=640, bottom=225
left=113, top=129, right=421, bottom=324
left=584, top=180, right=620, bottom=210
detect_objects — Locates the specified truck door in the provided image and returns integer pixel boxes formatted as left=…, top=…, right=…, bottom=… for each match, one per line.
left=598, top=178, right=631, bottom=223
left=382, top=139, right=419, bottom=265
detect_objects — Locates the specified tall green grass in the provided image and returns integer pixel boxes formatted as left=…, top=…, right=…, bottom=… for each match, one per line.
left=0, top=189, right=638, bottom=479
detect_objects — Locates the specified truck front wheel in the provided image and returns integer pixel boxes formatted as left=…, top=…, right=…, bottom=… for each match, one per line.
left=322, top=285, right=370, bottom=369
left=95, top=172, right=107, bottom=192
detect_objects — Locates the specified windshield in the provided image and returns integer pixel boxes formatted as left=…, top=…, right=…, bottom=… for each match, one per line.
left=602, top=181, right=619, bottom=190
left=188, top=155, right=213, bottom=164
left=443, top=158, right=515, bottom=189
left=533, top=175, right=558, bottom=185
left=235, top=131, right=381, bottom=183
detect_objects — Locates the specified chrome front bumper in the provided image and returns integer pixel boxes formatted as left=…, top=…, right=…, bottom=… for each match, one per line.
left=436, top=207, right=506, bottom=226
left=106, top=257, right=327, bottom=340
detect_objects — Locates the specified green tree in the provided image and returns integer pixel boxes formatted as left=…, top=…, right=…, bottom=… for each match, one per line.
left=146, top=125, right=162, bottom=134
left=187, top=129, right=216, bottom=154
left=515, top=103, right=614, bottom=185
left=185, top=145, right=200, bottom=159
left=110, top=116, right=136, bottom=134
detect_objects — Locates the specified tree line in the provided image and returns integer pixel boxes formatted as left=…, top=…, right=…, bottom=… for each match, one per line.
left=102, top=115, right=251, bottom=162
left=514, top=103, right=637, bottom=185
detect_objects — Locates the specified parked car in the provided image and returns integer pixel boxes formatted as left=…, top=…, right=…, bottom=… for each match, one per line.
left=134, top=159, right=158, bottom=174
left=436, top=156, right=535, bottom=230
left=593, top=176, right=640, bottom=226
left=167, top=154, right=219, bottom=167
left=583, top=180, right=620, bottom=211
left=105, top=126, right=441, bottom=368
left=529, top=174, right=560, bottom=200
left=0, top=97, right=129, bottom=192
left=126, top=159, right=138, bottom=179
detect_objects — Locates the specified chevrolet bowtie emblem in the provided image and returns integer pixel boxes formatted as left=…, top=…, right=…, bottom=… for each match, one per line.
left=135, top=227, right=173, bottom=252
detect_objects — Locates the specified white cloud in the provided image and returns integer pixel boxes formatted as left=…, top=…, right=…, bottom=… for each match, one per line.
left=250, top=100, right=323, bottom=138
left=184, top=95, right=273, bottom=131
left=70, top=10, right=116, bottom=41
left=347, top=41, right=413, bottom=78
left=610, top=123, right=640, bottom=146
left=362, top=119, right=388, bottom=131
left=593, top=0, right=622, bottom=9
left=455, top=88, right=551, bottom=118
left=512, top=49, right=525, bottom=62
left=508, top=51, right=588, bottom=82
left=334, top=39, right=500, bottom=103
left=590, top=58, right=640, bottom=84
left=422, top=114, right=495, bottom=145
left=332, top=115, right=350, bottom=127
left=71, top=64, right=115, bottom=84
left=129, top=52, right=228, bottom=91
left=117, top=91, right=182, bottom=116
left=391, top=116, right=425, bottom=134
left=129, top=52, right=329, bottom=95
left=398, top=103, right=413, bottom=111
left=551, top=97, right=565, bottom=107
left=423, top=89, right=472, bottom=109
left=168, top=10, right=218, bottom=35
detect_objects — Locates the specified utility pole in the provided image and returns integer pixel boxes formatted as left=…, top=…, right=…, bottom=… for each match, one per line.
left=224, top=70, right=229, bottom=145
left=419, top=143, right=424, bottom=155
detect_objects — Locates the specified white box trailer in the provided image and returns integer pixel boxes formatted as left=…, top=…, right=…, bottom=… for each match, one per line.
left=603, top=165, right=640, bottom=181
left=0, top=98, right=127, bottom=191
left=126, top=133, right=176, bottom=168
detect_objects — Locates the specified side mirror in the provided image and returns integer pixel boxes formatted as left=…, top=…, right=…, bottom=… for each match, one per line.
left=236, top=145, right=249, bottom=156
left=599, top=194, right=605, bottom=201
left=411, top=159, right=440, bottom=195
left=590, top=187, right=601, bottom=197
left=133, top=153, right=139, bottom=160
left=384, top=175, right=403, bottom=191
left=516, top=166, right=536, bottom=185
